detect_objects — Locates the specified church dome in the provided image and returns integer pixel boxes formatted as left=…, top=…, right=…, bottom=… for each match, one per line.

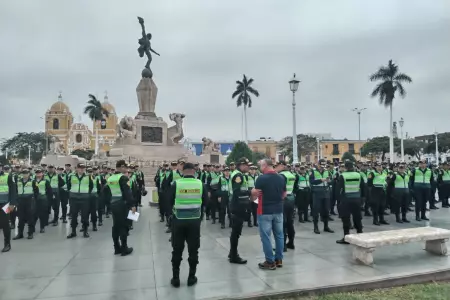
left=49, top=93, right=70, bottom=113
left=102, top=93, right=116, bottom=114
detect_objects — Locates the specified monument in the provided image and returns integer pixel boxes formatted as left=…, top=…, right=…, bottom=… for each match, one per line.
left=40, top=136, right=83, bottom=166
left=109, top=17, right=223, bottom=164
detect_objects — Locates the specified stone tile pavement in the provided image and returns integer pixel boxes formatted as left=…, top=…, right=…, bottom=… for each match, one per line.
left=1, top=201, right=450, bottom=300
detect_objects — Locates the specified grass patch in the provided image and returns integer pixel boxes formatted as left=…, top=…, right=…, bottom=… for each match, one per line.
left=283, top=282, right=450, bottom=300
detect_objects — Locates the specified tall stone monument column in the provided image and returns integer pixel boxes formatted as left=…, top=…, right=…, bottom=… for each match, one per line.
left=136, top=77, right=158, bottom=119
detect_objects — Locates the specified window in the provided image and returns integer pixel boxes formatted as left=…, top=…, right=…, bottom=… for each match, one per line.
left=332, top=144, right=339, bottom=155
left=349, top=143, right=355, bottom=154
left=75, top=134, right=82, bottom=143
left=52, top=118, right=59, bottom=130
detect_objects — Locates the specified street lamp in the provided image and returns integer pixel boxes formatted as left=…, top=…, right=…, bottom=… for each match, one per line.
left=352, top=108, right=367, bottom=140
left=435, top=131, right=439, bottom=164
left=28, top=145, right=31, bottom=166
left=399, top=117, right=404, bottom=162
left=289, top=73, right=300, bottom=164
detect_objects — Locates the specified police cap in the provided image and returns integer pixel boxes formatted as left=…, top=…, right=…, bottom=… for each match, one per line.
left=183, top=162, right=195, bottom=171
left=21, top=169, right=30, bottom=174
left=76, top=163, right=86, bottom=169
left=116, top=160, right=127, bottom=168
left=237, top=157, right=250, bottom=165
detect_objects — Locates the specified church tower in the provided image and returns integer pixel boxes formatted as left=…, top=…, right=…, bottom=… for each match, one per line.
left=45, top=92, right=73, bottom=154
left=91, top=91, right=118, bottom=152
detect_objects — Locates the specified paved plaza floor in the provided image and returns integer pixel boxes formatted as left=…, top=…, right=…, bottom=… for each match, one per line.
left=1, top=200, right=450, bottom=300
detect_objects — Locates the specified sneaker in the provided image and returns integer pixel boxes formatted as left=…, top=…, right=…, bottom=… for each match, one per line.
left=258, top=261, right=276, bottom=270
left=275, top=259, right=283, bottom=268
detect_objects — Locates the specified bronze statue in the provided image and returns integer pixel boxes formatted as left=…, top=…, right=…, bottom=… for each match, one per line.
left=137, top=16, right=160, bottom=78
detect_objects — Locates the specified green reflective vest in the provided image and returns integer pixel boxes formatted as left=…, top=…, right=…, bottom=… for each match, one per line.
left=0, top=174, right=9, bottom=203
left=70, top=174, right=90, bottom=195
left=442, top=170, right=450, bottom=183
left=414, top=168, right=432, bottom=187
left=18, top=179, right=34, bottom=196
left=172, top=170, right=182, bottom=182
left=173, top=178, right=202, bottom=219
left=280, top=170, right=296, bottom=195
left=219, top=176, right=229, bottom=192
left=229, top=170, right=249, bottom=199
left=312, top=170, right=330, bottom=190
left=372, top=172, right=386, bottom=188
left=360, top=172, right=368, bottom=183
left=342, top=172, right=361, bottom=197
left=210, top=172, right=221, bottom=190
left=107, top=173, right=123, bottom=203
left=35, top=179, right=47, bottom=195
left=247, top=174, right=256, bottom=189
left=45, top=173, right=59, bottom=189
left=394, top=172, right=409, bottom=189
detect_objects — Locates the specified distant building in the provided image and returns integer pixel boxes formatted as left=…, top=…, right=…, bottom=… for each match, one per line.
left=305, top=133, right=332, bottom=140
left=190, top=140, right=237, bottom=156
left=304, top=139, right=367, bottom=163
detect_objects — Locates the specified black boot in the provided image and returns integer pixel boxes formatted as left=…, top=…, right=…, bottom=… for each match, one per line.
left=13, top=232, right=24, bottom=240
left=92, top=224, right=98, bottom=232
left=171, top=268, right=180, bottom=288
left=298, top=214, right=304, bottom=223
left=380, top=215, right=389, bottom=225
left=27, top=232, right=33, bottom=239
left=160, top=215, right=165, bottom=222
left=67, top=229, right=77, bottom=239
left=313, top=222, right=320, bottom=234
left=373, top=215, right=380, bottom=226
left=402, top=214, right=410, bottom=223
left=396, top=214, right=403, bottom=223
left=2, top=243, right=11, bottom=252
left=323, top=220, right=334, bottom=233
left=121, top=245, right=133, bottom=256
left=83, top=226, right=90, bottom=238
left=40, top=227, right=45, bottom=233
left=187, top=268, right=198, bottom=286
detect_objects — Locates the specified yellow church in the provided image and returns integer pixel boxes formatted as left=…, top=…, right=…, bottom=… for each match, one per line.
left=44, top=93, right=118, bottom=154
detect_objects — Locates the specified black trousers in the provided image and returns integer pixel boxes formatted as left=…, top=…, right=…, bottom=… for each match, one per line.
left=370, top=187, right=386, bottom=221
left=89, top=195, right=98, bottom=225
left=311, top=192, right=330, bottom=222
left=209, top=194, right=218, bottom=220
left=158, top=191, right=165, bottom=217
left=10, top=208, right=17, bottom=227
left=18, top=197, right=35, bottom=234
left=248, top=201, right=257, bottom=225
left=97, top=194, right=105, bottom=223
left=50, top=190, right=60, bottom=222
left=218, top=196, right=230, bottom=225
left=34, top=196, right=48, bottom=229
left=296, top=189, right=311, bottom=220
left=440, top=184, right=450, bottom=206
left=0, top=209, right=11, bottom=246
left=205, top=192, right=211, bottom=217
left=136, top=189, right=142, bottom=206
left=414, top=187, right=429, bottom=218
left=392, top=189, right=408, bottom=217
left=60, top=189, right=69, bottom=219
left=330, top=185, right=337, bottom=213
left=111, top=203, right=129, bottom=248
left=283, top=200, right=295, bottom=244
left=339, top=197, right=363, bottom=235
left=70, top=199, right=90, bottom=230
left=229, top=213, right=245, bottom=258
left=104, top=194, right=112, bottom=215
left=171, top=218, right=201, bottom=270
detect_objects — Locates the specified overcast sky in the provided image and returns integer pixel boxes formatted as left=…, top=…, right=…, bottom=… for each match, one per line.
left=1, top=0, right=449, bottom=142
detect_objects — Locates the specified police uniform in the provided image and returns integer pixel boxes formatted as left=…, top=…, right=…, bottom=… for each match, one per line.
left=32, top=169, right=52, bottom=233
left=13, top=170, right=37, bottom=240
left=294, top=166, right=311, bottom=223
left=367, top=163, right=389, bottom=226
left=410, top=160, right=433, bottom=221
left=208, top=165, right=222, bottom=224
left=60, top=164, right=72, bottom=222
left=0, top=167, right=17, bottom=252
left=247, top=165, right=258, bottom=227
left=105, top=160, right=135, bottom=256
left=309, top=162, right=334, bottom=234
left=217, top=167, right=231, bottom=229
left=279, top=163, right=297, bottom=250
left=168, top=162, right=207, bottom=288
left=437, top=162, right=450, bottom=208
left=389, top=164, right=411, bottom=223
left=228, top=158, right=251, bottom=264
left=67, top=163, right=94, bottom=238
left=45, top=165, right=62, bottom=226
left=336, top=162, right=364, bottom=244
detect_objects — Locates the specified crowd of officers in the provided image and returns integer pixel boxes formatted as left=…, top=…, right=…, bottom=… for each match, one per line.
left=0, top=161, right=145, bottom=254
left=155, top=157, right=448, bottom=286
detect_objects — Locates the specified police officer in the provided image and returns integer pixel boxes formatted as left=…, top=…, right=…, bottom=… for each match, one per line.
left=368, top=162, right=389, bottom=226
left=13, top=169, right=36, bottom=240
left=67, top=163, right=93, bottom=238
left=247, top=165, right=258, bottom=227
left=309, top=161, right=334, bottom=234
left=277, top=161, right=297, bottom=250
left=45, top=165, right=60, bottom=226
left=0, top=164, right=17, bottom=252
left=410, top=159, right=433, bottom=221
left=336, top=161, right=364, bottom=244
left=60, top=163, right=72, bottom=222
left=209, top=164, right=221, bottom=224
left=33, top=169, right=52, bottom=233
left=217, top=167, right=231, bottom=229
left=228, top=157, right=251, bottom=264
left=438, top=162, right=450, bottom=208
left=105, top=160, right=135, bottom=256
left=389, top=163, right=410, bottom=223
left=168, top=162, right=207, bottom=288
left=295, top=165, right=311, bottom=223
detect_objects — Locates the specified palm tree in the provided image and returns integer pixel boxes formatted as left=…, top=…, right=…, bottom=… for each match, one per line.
left=370, top=60, right=412, bottom=162
left=84, top=94, right=109, bottom=156
left=232, top=75, right=259, bottom=143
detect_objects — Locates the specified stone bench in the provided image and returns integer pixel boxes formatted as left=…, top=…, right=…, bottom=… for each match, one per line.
left=345, top=227, right=450, bottom=266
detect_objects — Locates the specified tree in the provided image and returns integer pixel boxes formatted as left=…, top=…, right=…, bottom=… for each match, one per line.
left=0, top=155, right=8, bottom=165
left=395, top=139, right=426, bottom=160
left=83, top=94, right=109, bottom=156
left=277, top=134, right=317, bottom=162
left=0, top=132, right=46, bottom=164
left=226, top=141, right=254, bottom=165
left=370, top=60, right=412, bottom=163
left=424, top=133, right=450, bottom=154
left=232, top=75, right=259, bottom=144
left=71, top=149, right=94, bottom=160
left=342, top=152, right=356, bottom=162
left=360, top=136, right=390, bottom=161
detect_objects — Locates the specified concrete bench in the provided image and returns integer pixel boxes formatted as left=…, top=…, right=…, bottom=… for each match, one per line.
left=345, top=227, right=450, bottom=266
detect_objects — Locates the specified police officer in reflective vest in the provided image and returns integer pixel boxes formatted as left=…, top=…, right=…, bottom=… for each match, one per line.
left=438, top=162, right=450, bottom=208
left=228, top=157, right=251, bottom=264
left=13, top=169, right=37, bottom=240
left=209, top=164, right=221, bottom=224
left=33, top=169, right=52, bottom=233
left=217, top=167, right=231, bottom=229
left=336, top=161, right=364, bottom=245
left=367, top=162, right=389, bottom=226
left=0, top=164, right=17, bottom=252
left=67, top=163, right=94, bottom=238
left=60, top=163, right=72, bottom=222
left=247, top=165, right=258, bottom=227
left=277, top=161, right=297, bottom=251
left=389, top=163, right=410, bottom=223
left=105, top=160, right=135, bottom=256
left=45, top=165, right=61, bottom=226
left=410, top=159, right=433, bottom=221
left=309, top=161, right=334, bottom=234
left=295, top=165, right=311, bottom=223
left=168, top=162, right=207, bottom=288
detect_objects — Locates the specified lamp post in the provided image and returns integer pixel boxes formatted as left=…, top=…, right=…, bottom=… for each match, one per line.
left=399, top=117, right=404, bottom=162
left=435, top=131, right=439, bottom=164
left=289, top=73, right=300, bottom=164
left=28, top=145, right=31, bottom=166
left=316, top=137, right=320, bottom=162
left=352, top=108, right=367, bottom=140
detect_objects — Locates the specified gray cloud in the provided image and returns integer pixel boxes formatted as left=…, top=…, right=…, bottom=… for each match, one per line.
left=0, top=0, right=449, bottom=142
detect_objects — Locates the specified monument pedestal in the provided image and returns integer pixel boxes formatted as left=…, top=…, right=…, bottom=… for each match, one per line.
left=136, top=77, right=158, bottom=120
left=135, top=118, right=168, bottom=146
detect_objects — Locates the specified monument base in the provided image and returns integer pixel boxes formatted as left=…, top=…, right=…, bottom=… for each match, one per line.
left=40, top=154, right=83, bottom=167
left=135, top=118, right=168, bottom=146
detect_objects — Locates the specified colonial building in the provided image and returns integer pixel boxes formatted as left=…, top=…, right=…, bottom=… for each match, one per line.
left=303, top=139, right=367, bottom=163
left=44, top=93, right=118, bottom=154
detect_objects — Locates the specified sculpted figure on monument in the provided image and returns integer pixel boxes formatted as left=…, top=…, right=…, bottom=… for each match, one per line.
left=167, top=113, right=185, bottom=144
left=202, top=137, right=220, bottom=154
left=137, top=16, right=160, bottom=78
left=48, top=136, right=65, bottom=155
left=117, top=116, right=137, bottom=139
